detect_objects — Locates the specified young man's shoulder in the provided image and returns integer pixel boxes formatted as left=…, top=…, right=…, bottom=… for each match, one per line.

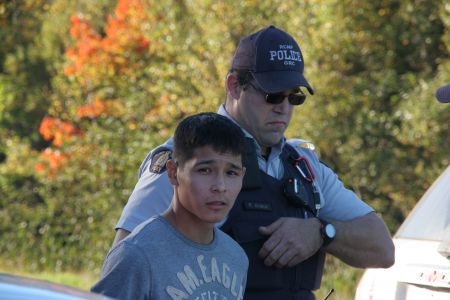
left=123, top=216, right=171, bottom=249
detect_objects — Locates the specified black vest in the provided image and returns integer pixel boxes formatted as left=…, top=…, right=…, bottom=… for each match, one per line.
left=220, top=140, right=325, bottom=300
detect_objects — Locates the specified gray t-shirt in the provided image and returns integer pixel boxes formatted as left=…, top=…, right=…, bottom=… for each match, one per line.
left=92, top=216, right=248, bottom=300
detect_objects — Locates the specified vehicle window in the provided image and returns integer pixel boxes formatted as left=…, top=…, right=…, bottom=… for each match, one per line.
left=396, top=165, right=450, bottom=241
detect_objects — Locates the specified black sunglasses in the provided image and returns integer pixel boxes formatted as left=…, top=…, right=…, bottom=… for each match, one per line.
left=247, top=81, right=306, bottom=106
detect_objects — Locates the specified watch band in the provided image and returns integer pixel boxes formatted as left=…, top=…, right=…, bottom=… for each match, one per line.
left=318, top=218, right=336, bottom=247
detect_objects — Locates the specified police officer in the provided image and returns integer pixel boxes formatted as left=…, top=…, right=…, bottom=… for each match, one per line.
left=112, top=26, right=395, bottom=300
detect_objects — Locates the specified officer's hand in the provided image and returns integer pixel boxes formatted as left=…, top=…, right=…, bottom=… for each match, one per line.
left=258, top=217, right=322, bottom=268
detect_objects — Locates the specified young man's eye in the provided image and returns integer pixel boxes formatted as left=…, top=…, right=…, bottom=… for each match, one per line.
left=197, top=168, right=211, bottom=174
left=227, top=170, right=241, bottom=176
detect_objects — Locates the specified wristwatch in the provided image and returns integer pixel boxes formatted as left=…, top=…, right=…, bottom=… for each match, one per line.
left=318, top=218, right=336, bottom=247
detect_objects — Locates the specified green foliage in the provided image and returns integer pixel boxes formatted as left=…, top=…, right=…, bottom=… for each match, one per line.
left=0, top=1, right=449, bottom=298
left=287, top=0, right=449, bottom=231
left=0, top=0, right=50, bottom=151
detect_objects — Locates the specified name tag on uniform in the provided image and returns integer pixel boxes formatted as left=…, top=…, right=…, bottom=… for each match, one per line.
left=243, top=200, right=272, bottom=211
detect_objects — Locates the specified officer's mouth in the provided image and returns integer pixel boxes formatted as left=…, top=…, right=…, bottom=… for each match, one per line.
left=267, top=121, right=286, bottom=129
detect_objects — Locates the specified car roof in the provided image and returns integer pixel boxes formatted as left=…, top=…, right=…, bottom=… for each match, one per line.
left=0, top=273, right=113, bottom=300
left=395, top=164, right=450, bottom=241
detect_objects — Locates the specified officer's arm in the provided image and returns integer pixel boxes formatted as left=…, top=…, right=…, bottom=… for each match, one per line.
left=325, top=212, right=395, bottom=268
left=315, top=158, right=395, bottom=268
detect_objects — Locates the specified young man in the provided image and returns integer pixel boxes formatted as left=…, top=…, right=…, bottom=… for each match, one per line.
left=113, top=26, right=395, bottom=299
left=92, top=113, right=248, bottom=300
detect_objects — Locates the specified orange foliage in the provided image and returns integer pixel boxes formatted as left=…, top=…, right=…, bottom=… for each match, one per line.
left=64, top=0, right=152, bottom=81
left=38, top=0, right=155, bottom=178
left=77, top=97, right=109, bottom=118
left=39, top=116, right=81, bottom=147
left=76, top=97, right=126, bottom=119
left=35, top=148, right=68, bottom=178
left=64, top=16, right=102, bottom=76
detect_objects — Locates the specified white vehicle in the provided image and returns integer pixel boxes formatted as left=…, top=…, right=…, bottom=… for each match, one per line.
left=0, top=273, right=113, bottom=300
left=355, top=165, right=450, bottom=300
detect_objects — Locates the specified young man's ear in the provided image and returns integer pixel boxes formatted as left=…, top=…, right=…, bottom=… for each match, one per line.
left=226, top=73, right=241, bottom=100
left=166, top=159, right=179, bottom=186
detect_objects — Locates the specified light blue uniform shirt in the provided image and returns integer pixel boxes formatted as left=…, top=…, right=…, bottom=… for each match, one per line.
left=116, top=105, right=373, bottom=232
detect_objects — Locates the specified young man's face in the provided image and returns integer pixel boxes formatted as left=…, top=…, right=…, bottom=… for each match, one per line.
left=168, top=146, right=245, bottom=225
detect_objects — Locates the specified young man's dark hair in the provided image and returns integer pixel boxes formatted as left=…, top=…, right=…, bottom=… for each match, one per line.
left=173, top=112, right=246, bottom=167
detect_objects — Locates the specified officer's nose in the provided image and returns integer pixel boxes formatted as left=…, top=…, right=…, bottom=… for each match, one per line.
left=273, top=96, right=291, bottom=114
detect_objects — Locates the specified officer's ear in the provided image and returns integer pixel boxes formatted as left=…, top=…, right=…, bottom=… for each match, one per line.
left=166, top=159, right=179, bottom=186
left=227, top=73, right=241, bottom=100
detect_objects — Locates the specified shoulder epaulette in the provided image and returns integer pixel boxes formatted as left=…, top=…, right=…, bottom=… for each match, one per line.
left=296, top=141, right=315, bottom=151
left=149, top=149, right=172, bottom=174
left=287, top=139, right=316, bottom=151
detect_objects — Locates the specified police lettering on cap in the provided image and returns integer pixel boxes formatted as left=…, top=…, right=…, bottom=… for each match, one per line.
left=231, top=25, right=314, bottom=94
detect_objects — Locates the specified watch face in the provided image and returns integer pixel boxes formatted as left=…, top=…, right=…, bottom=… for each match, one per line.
left=325, top=224, right=336, bottom=238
